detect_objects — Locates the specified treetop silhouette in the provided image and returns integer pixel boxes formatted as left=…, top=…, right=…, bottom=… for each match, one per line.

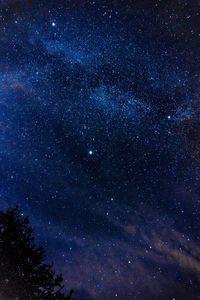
left=0, top=207, right=74, bottom=300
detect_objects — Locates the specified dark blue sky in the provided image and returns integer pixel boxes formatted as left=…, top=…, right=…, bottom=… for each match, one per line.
left=0, top=0, right=200, bottom=299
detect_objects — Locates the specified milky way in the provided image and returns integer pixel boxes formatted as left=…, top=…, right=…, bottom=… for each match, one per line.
left=0, top=1, right=200, bottom=299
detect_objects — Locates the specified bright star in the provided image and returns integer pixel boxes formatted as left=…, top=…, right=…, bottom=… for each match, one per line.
left=88, top=150, right=93, bottom=155
left=51, top=22, right=56, bottom=27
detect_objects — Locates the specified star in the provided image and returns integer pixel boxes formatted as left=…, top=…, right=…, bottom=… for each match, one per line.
left=88, top=150, right=94, bottom=155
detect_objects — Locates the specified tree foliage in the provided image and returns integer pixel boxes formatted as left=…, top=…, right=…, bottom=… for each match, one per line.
left=0, top=208, right=74, bottom=300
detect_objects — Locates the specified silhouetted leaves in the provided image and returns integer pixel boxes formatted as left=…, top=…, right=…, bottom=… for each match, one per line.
left=0, top=207, right=74, bottom=300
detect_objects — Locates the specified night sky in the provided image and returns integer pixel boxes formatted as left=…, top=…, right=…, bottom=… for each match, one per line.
left=0, top=0, right=200, bottom=299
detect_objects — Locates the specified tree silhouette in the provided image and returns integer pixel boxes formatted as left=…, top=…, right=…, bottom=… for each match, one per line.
left=0, top=207, right=74, bottom=300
